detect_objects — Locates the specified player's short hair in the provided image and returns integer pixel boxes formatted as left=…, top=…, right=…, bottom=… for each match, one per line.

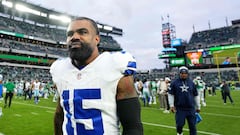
left=72, top=17, right=99, bottom=35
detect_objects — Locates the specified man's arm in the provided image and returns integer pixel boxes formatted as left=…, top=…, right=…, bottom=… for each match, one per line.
left=168, top=94, right=176, bottom=113
left=116, top=75, right=143, bottom=135
left=54, top=97, right=63, bottom=135
left=194, top=95, right=201, bottom=112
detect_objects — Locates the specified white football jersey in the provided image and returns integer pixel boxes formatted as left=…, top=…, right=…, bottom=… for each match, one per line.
left=50, top=51, right=136, bottom=135
left=0, top=74, right=3, bottom=81
left=33, top=81, right=41, bottom=90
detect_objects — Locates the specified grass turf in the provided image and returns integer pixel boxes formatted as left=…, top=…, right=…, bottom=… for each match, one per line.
left=0, top=90, right=239, bottom=135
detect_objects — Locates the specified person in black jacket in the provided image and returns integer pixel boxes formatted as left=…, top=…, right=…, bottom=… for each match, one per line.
left=220, top=81, right=234, bottom=105
left=168, top=66, right=200, bottom=135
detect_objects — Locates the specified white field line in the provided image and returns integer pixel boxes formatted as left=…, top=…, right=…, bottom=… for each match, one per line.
left=12, top=101, right=55, bottom=110
left=204, top=104, right=240, bottom=109
left=46, top=110, right=55, bottom=114
left=202, top=112, right=240, bottom=118
left=12, top=101, right=238, bottom=134
left=31, top=112, right=39, bottom=115
left=142, top=107, right=240, bottom=119
left=143, top=122, right=221, bottom=135
left=14, top=101, right=240, bottom=118
left=14, top=114, right=22, bottom=117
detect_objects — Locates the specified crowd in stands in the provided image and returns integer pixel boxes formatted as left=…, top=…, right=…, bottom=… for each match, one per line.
left=0, top=15, right=122, bottom=53
left=186, top=26, right=240, bottom=50
left=135, top=68, right=240, bottom=87
left=0, top=14, right=123, bottom=88
left=0, top=16, right=66, bottom=42
left=0, top=65, right=51, bottom=83
left=0, top=38, right=68, bottom=57
left=1, top=14, right=240, bottom=92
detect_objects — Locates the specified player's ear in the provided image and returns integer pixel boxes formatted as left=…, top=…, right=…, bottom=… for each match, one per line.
left=95, top=35, right=100, bottom=46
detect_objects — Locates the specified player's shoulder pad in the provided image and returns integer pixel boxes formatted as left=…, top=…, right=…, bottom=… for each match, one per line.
left=50, top=57, right=72, bottom=78
left=110, top=51, right=137, bottom=75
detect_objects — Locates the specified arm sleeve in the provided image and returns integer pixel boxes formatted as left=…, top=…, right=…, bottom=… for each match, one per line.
left=117, top=97, right=143, bottom=135
left=194, top=95, right=200, bottom=110
left=113, top=51, right=137, bottom=75
left=168, top=94, right=174, bottom=107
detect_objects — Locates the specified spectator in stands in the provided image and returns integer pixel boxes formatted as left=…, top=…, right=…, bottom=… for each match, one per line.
left=50, top=17, right=143, bottom=135
left=4, top=79, right=15, bottom=108
left=168, top=66, right=200, bottom=135
left=222, top=57, right=231, bottom=65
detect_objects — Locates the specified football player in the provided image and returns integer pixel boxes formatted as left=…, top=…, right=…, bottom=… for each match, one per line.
left=50, top=17, right=143, bottom=135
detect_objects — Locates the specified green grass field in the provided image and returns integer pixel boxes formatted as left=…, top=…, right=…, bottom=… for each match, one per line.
left=0, top=90, right=240, bottom=135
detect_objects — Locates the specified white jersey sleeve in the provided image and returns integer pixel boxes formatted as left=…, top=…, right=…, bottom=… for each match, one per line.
left=111, top=51, right=137, bottom=75
left=0, top=74, right=3, bottom=81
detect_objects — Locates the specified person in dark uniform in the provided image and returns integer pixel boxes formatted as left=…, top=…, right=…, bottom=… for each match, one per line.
left=220, top=81, right=234, bottom=105
left=168, top=66, right=200, bottom=135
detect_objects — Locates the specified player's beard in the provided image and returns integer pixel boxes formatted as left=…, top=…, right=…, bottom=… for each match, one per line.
left=68, top=41, right=93, bottom=66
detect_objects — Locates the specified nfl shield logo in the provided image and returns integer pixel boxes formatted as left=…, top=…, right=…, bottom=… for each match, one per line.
left=77, top=73, right=81, bottom=80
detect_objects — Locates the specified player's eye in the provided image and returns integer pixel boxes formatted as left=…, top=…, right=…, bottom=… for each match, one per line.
left=76, top=29, right=88, bottom=35
left=66, top=31, right=74, bottom=37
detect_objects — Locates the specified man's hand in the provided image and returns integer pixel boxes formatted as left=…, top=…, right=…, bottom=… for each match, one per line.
left=170, top=106, right=176, bottom=113
left=196, top=109, right=200, bottom=113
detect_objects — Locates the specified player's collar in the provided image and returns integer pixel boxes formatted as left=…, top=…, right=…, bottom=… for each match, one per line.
left=78, top=65, right=85, bottom=70
left=71, top=59, right=86, bottom=70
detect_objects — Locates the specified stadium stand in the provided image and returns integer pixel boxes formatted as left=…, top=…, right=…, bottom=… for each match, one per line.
left=0, top=0, right=239, bottom=89
left=137, top=20, right=240, bottom=88
left=0, top=0, right=123, bottom=82
left=186, top=24, right=240, bottom=50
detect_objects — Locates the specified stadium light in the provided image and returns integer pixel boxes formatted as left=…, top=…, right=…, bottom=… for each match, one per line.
left=2, top=0, right=13, bottom=8
left=103, top=25, right=113, bottom=31
left=197, top=49, right=204, bottom=52
left=49, top=14, right=71, bottom=23
left=15, top=4, right=41, bottom=16
left=40, top=12, right=47, bottom=17
left=97, top=24, right=103, bottom=29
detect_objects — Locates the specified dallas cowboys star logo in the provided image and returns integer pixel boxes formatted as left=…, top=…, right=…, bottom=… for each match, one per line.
left=180, top=84, right=189, bottom=92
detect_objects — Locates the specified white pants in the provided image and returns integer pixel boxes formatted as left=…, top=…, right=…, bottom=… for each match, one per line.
left=198, top=90, right=206, bottom=108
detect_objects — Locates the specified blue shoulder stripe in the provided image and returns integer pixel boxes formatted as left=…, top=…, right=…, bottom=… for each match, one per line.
left=124, top=61, right=137, bottom=75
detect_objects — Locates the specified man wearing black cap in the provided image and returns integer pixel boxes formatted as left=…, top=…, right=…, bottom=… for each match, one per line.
left=168, top=66, right=200, bottom=135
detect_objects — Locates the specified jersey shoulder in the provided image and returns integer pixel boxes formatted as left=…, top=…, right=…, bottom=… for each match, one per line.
left=106, top=51, right=137, bottom=75
left=50, top=57, right=73, bottom=82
